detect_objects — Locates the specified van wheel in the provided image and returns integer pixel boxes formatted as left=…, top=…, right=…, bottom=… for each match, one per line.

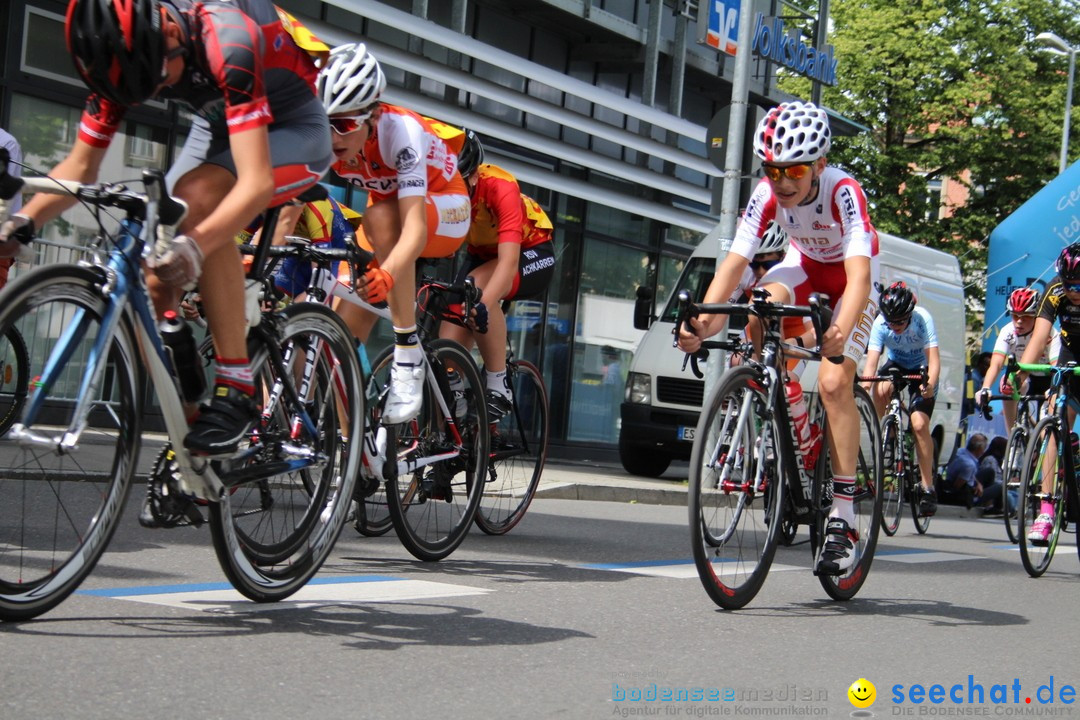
left=619, top=438, right=671, bottom=477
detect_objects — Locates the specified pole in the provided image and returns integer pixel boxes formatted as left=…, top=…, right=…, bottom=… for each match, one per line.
left=1061, top=48, right=1076, bottom=174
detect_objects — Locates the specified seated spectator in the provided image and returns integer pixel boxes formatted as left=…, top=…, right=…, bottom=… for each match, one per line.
left=945, top=433, right=1004, bottom=511
left=975, top=436, right=1014, bottom=515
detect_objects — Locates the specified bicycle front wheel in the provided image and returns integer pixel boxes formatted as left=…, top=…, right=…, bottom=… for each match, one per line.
left=688, top=366, right=783, bottom=610
left=0, top=325, right=30, bottom=437
left=0, top=265, right=142, bottom=621
left=475, top=359, right=548, bottom=535
left=1002, top=425, right=1027, bottom=544
left=879, top=414, right=904, bottom=536
left=208, top=303, right=363, bottom=602
left=1017, top=416, right=1066, bottom=578
left=909, top=439, right=931, bottom=535
left=812, top=384, right=883, bottom=601
left=383, top=339, right=488, bottom=561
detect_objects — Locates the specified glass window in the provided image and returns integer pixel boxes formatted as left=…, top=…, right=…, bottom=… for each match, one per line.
left=21, top=7, right=82, bottom=87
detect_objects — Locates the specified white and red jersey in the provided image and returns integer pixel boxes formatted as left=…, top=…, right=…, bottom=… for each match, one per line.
left=728, top=167, right=878, bottom=264
left=332, top=104, right=462, bottom=202
left=992, top=321, right=1060, bottom=365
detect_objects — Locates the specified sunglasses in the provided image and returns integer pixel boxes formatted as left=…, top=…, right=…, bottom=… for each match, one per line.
left=749, top=258, right=782, bottom=271
left=329, top=114, right=372, bottom=135
left=761, top=163, right=813, bottom=182
left=887, top=317, right=911, bottom=328
left=1011, top=313, right=1034, bottom=321
left=1065, top=283, right=1080, bottom=293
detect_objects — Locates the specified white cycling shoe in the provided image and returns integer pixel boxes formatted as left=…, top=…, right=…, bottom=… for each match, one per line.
left=383, top=363, right=425, bottom=424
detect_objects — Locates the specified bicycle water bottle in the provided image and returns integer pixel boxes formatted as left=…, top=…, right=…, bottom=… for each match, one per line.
left=446, top=367, right=467, bottom=418
left=785, top=379, right=814, bottom=457
left=159, top=310, right=206, bottom=403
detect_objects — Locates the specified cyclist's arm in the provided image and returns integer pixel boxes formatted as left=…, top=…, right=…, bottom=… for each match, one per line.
left=267, top=203, right=306, bottom=247
left=676, top=251, right=751, bottom=352
left=1018, top=317, right=1054, bottom=376
left=186, top=126, right=275, bottom=255
left=861, top=347, right=882, bottom=392
left=481, top=242, right=520, bottom=309
left=379, top=194, right=426, bottom=282
left=979, top=353, right=1005, bottom=398
left=924, top=345, right=940, bottom=397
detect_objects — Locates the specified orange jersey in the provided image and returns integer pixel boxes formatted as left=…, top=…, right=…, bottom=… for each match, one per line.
left=467, top=164, right=553, bottom=259
left=331, top=104, right=465, bottom=202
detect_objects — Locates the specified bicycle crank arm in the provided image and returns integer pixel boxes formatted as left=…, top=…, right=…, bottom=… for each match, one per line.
left=397, top=450, right=459, bottom=477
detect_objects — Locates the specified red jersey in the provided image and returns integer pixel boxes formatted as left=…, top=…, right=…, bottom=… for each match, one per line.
left=467, top=164, right=553, bottom=260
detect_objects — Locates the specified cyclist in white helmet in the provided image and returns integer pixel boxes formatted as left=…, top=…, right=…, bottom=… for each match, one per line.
left=319, top=43, right=471, bottom=423
left=678, top=100, right=881, bottom=576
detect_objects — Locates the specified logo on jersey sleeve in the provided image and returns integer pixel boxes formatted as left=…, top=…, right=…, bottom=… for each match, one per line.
left=396, top=147, right=420, bottom=173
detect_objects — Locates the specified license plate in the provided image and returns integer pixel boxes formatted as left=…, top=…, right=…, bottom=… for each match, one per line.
left=678, top=426, right=695, bottom=441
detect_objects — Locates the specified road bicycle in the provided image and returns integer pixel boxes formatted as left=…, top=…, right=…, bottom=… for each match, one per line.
left=411, top=286, right=549, bottom=535
left=255, top=238, right=491, bottom=561
left=861, top=366, right=933, bottom=536
left=0, top=153, right=363, bottom=621
left=977, top=358, right=1042, bottom=544
left=1014, top=360, right=1080, bottom=577
left=678, top=289, right=883, bottom=610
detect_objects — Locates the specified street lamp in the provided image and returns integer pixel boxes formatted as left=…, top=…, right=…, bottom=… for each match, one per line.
left=1036, top=31, right=1078, bottom=174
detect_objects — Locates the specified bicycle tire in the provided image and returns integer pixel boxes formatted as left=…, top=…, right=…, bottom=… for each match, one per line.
left=0, top=265, right=142, bottom=621
left=1017, top=416, right=1066, bottom=578
left=1002, top=425, right=1027, bottom=544
left=356, top=346, right=404, bottom=538
left=689, top=366, right=783, bottom=610
left=879, top=414, right=904, bottom=536
left=812, top=384, right=883, bottom=601
left=0, top=325, right=30, bottom=437
left=208, top=303, right=363, bottom=602
left=909, top=434, right=931, bottom=535
left=384, top=338, right=489, bottom=561
left=475, top=359, right=549, bottom=535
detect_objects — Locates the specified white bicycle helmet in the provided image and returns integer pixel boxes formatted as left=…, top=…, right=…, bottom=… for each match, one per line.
left=757, top=221, right=788, bottom=254
left=317, top=43, right=386, bottom=116
left=753, top=101, right=831, bottom=163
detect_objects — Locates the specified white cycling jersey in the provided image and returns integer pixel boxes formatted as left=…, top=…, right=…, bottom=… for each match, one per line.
left=992, top=321, right=1060, bottom=367
left=729, top=167, right=877, bottom=263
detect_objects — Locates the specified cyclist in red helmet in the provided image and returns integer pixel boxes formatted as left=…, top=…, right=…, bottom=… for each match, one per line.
left=1019, top=244, right=1080, bottom=544
left=0, top=0, right=333, bottom=456
left=977, top=287, right=1058, bottom=431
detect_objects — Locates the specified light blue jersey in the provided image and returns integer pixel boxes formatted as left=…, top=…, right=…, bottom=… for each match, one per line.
left=868, top=306, right=937, bottom=369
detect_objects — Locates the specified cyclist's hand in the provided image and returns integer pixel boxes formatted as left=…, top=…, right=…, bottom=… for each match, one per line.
left=676, top=315, right=706, bottom=354
left=975, top=387, right=990, bottom=407
left=469, top=301, right=489, bottom=334
left=1001, top=379, right=1014, bottom=395
left=0, top=214, right=34, bottom=258
left=820, top=323, right=845, bottom=357
left=920, top=383, right=934, bottom=399
left=180, top=293, right=203, bottom=321
left=359, top=266, right=393, bottom=304
left=151, top=234, right=203, bottom=290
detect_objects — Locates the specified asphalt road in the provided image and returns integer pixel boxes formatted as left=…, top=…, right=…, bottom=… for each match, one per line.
left=2, top=482, right=1079, bottom=720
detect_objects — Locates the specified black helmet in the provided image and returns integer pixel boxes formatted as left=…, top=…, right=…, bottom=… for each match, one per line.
left=1057, top=242, right=1080, bottom=283
left=66, top=0, right=167, bottom=106
left=457, top=128, right=485, bottom=179
left=879, top=281, right=916, bottom=322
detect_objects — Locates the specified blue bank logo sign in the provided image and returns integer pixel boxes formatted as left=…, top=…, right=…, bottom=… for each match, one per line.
left=751, top=13, right=839, bottom=86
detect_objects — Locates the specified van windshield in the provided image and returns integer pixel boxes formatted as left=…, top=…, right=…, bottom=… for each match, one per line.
left=659, top=257, right=720, bottom=322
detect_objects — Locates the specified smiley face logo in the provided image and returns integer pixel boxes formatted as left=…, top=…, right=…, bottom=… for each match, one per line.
left=848, top=678, right=876, bottom=708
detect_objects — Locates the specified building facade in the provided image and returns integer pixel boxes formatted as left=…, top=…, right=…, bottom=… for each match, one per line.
left=0, top=0, right=826, bottom=458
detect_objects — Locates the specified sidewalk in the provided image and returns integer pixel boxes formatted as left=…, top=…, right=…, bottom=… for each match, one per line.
left=535, top=459, right=980, bottom=519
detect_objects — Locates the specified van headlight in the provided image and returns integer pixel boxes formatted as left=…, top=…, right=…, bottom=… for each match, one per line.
left=626, top=372, right=651, bottom=404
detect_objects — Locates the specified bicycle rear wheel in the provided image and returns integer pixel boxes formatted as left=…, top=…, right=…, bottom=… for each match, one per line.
left=384, top=339, right=489, bottom=561
left=812, top=384, right=883, bottom=601
left=1017, top=416, right=1066, bottom=578
left=909, top=440, right=931, bottom=535
left=0, top=265, right=142, bottom=621
left=475, top=359, right=548, bottom=535
left=0, top=325, right=30, bottom=437
left=208, top=303, right=363, bottom=602
left=1002, top=425, right=1027, bottom=544
left=688, top=366, right=783, bottom=610
left=879, top=414, right=904, bottom=536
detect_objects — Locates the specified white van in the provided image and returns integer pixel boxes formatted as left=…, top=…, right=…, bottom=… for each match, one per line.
left=619, top=228, right=966, bottom=477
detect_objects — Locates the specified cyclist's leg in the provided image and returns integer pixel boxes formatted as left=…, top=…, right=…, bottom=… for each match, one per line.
left=909, top=392, right=937, bottom=493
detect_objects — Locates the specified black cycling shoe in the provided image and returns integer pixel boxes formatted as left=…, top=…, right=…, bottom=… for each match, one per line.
left=485, top=389, right=513, bottom=423
left=919, top=489, right=938, bottom=517
left=183, top=385, right=258, bottom=456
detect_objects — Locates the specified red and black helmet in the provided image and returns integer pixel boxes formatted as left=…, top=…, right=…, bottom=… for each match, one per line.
left=879, top=281, right=917, bottom=322
left=66, top=0, right=167, bottom=106
left=1058, top=242, right=1080, bottom=283
left=1007, top=287, right=1039, bottom=315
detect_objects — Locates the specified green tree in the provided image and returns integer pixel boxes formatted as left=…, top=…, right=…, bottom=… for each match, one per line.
left=780, top=0, right=1080, bottom=342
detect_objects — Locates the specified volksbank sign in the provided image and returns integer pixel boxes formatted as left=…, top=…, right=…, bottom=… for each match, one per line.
left=751, top=13, right=838, bottom=86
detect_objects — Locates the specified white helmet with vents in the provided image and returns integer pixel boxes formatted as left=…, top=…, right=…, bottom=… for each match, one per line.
left=757, top=221, right=788, bottom=254
left=317, top=43, right=386, bottom=116
left=753, top=101, right=831, bottom=163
